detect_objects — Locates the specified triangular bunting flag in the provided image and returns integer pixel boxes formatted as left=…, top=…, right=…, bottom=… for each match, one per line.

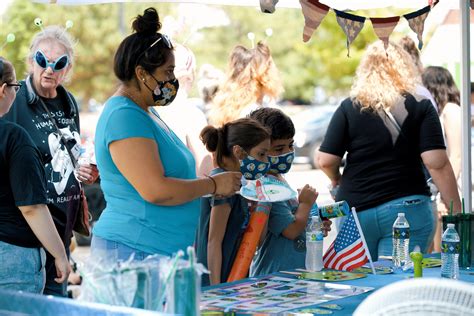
left=260, top=0, right=279, bottom=14
left=334, top=10, right=366, bottom=57
left=299, top=0, right=330, bottom=42
left=370, top=16, right=400, bottom=51
left=404, top=6, right=430, bottom=49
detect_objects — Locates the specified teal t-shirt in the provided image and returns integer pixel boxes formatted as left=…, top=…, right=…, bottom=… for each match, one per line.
left=93, top=96, right=199, bottom=256
left=250, top=197, right=306, bottom=277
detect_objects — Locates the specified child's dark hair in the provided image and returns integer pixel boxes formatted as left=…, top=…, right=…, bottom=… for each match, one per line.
left=114, top=7, right=174, bottom=82
left=200, top=118, right=270, bottom=168
left=0, top=57, right=15, bottom=85
left=249, top=108, right=295, bottom=141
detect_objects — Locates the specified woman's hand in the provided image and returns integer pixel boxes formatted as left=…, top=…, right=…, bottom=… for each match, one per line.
left=212, top=172, right=242, bottom=197
left=54, top=254, right=71, bottom=284
left=76, top=164, right=99, bottom=184
left=321, top=219, right=332, bottom=237
left=298, top=184, right=318, bottom=207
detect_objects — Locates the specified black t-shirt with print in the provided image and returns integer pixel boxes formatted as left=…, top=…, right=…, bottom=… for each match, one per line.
left=319, top=94, right=445, bottom=212
left=0, top=119, right=48, bottom=248
left=4, top=81, right=81, bottom=246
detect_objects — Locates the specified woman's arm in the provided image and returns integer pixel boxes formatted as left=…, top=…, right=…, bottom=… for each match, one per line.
left=317, top=151, right=342, bottom=187
left=109, top=137, right=241, bottom=206
left=421, top=149, right=461, bottom=213
left=441, top=103, right=462, bottom=179
left=207, top=203, right=231, bottom=285
left=18, top=204, right=70, bottom=283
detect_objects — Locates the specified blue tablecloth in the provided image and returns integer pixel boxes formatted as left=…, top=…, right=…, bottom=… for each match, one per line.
left=202, top=260, right=474, bottom=315
left=0, top=289, right=165, bottom=316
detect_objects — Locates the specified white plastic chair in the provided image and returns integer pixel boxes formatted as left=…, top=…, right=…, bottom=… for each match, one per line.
left=353, top=278, right=474, bottom=316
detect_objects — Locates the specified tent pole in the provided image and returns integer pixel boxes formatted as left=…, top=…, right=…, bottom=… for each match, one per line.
left=460, top=0, right=472, bottom=213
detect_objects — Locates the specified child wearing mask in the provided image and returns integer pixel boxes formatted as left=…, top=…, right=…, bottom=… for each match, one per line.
left=195, top=118, right=271, bottom=285
left=249, top=108, right=331, bottom=276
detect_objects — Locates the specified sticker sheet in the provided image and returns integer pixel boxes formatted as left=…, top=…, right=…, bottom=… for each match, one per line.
left=200, top=275, right=373, bottom=313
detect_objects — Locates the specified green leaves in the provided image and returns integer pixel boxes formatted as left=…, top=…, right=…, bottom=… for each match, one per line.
left=0, top=2, right=399, bottom=105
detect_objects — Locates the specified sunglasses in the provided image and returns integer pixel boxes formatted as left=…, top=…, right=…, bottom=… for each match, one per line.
left=34, top=50, right=69, bottom=72
left=6, top=82, right=21, bottom=93
left=135, top=34, right=173, bottom=67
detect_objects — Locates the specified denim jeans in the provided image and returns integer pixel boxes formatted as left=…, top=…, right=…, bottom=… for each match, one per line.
left=357, top=195, right=434, bottom=261
left=90, top=236, right=157, bottom=262
left=0, top=240, right=46, bottom=293
left=90, top=236, right=165, bottom=310
left=43, top=248, right=69, bottom=297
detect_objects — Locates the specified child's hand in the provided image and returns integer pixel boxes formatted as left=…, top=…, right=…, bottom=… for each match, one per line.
left=298, top=184, right=318, bottom=207
left=322, top=219, right=332, bottom=237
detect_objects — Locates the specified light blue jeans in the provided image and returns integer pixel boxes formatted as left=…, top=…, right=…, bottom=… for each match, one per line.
left=0, top=240, right=46, bottom=293
left=90, top=236, right=165, bottom=310
left=90, top=236, right=157, bottom=262
left=356, top=195, right=434, bottom=261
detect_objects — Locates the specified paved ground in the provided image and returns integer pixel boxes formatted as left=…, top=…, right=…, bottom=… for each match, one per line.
left=72, top=164, right=338, bottom=264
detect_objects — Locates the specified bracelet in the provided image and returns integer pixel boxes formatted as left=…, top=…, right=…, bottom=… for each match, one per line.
left=205, top=175, right=217, bottom=195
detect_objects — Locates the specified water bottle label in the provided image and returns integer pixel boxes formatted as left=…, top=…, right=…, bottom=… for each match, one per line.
left=308, top=232, right=324, bottom=242
left=441, top=241, right=460, bottom=254
left=318, top=201, right=349, bottom=219
left=393, top=227, right=409, bottom=239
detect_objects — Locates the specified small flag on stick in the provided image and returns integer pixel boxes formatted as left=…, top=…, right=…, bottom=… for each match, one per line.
left=323, top=207, right=375, bottom=274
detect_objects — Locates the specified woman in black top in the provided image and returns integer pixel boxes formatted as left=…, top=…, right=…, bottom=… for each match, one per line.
left=0, top=57, right=69, bottom=293
left=4, top=26, right=98, bottom=296
left=318, top=41, right=461, bottom=261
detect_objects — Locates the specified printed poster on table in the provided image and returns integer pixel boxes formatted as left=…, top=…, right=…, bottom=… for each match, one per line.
left=200, top=275, right=373, bottom=313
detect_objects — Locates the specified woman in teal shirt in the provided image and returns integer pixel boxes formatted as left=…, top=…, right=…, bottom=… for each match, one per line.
left=91, top=8, right=241, bottom=261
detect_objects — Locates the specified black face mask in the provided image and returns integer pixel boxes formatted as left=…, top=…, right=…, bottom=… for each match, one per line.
left=145, top=75, right=179, bottom=107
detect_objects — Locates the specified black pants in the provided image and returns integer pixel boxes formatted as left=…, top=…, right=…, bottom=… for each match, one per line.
left=43, top=249, right=69, bottom=297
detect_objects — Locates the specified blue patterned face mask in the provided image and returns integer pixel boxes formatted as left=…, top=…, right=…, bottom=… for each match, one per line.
left=240, top=155, right=270, bottom=180
left=268, top=151, right=295, bottom=174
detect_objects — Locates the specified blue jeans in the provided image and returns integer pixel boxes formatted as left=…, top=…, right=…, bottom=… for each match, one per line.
left=357, top=195, right=434, bottom=261
left=0, top=240, right=46, bottom=293
left=90, top=236, right=165, bottom=310
left=43, top=248, right=69, bottom=297
left=91, top=236, right=158, bottom=262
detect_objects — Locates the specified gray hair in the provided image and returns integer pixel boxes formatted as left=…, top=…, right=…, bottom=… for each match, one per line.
left=28, top=25, right=76, bottom=65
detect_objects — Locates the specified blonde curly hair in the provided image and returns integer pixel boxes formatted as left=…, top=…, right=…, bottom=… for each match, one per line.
left=350, top=40, right=420, bottom=112
left=209, top=41, right=283, bottom=126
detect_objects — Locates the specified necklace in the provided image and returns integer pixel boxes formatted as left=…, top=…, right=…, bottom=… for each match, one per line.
left=118, top=88, right=143, bottom=108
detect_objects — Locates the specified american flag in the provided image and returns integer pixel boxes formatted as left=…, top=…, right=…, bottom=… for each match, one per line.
left=323, top=212, right=369, bottom=271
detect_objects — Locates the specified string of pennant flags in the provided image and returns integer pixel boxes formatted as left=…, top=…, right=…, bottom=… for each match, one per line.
left=261, top=0, right=439, bottom=57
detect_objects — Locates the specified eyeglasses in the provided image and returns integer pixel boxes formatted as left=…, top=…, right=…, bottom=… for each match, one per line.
left=0, top=60, right=21, bottom=93
left=34, top=49, right=69, bottom=72
left=6, top=82, right=21, bottom=93
left=135, top=34, right=173, bottom=67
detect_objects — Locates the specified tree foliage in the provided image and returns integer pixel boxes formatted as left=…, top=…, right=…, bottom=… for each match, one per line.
left=0, top=1, right=406, bottom=105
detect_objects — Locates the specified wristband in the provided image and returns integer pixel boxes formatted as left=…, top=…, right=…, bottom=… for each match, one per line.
left=206, top=175, right=217, bottom=195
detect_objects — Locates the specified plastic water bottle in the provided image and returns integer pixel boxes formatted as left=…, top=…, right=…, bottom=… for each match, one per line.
left=306, top=215, right=323, bottom=271
left=392, top=213, right=410, bottom=268
left=318, top=201, right=350, bottom=219
left=74, top=140, right=94, bottom=182
left=441, top=224, right=460, bottom=279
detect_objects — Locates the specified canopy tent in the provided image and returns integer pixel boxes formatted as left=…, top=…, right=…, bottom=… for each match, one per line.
left=31, top=0, right=472, bottom=212
left=34, top=0, right=432, bottom=9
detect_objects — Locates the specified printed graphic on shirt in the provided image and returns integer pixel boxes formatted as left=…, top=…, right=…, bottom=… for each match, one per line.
left=47, top=127, right=80, bottom=195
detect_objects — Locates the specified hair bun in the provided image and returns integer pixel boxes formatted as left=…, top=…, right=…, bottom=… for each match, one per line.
left=200, top=125, right=219, bottom=152
left=132, top=7, right=161, bottom=35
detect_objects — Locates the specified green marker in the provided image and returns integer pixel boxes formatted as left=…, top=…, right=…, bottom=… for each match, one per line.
left=410, top=251, right=423, bottom=278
